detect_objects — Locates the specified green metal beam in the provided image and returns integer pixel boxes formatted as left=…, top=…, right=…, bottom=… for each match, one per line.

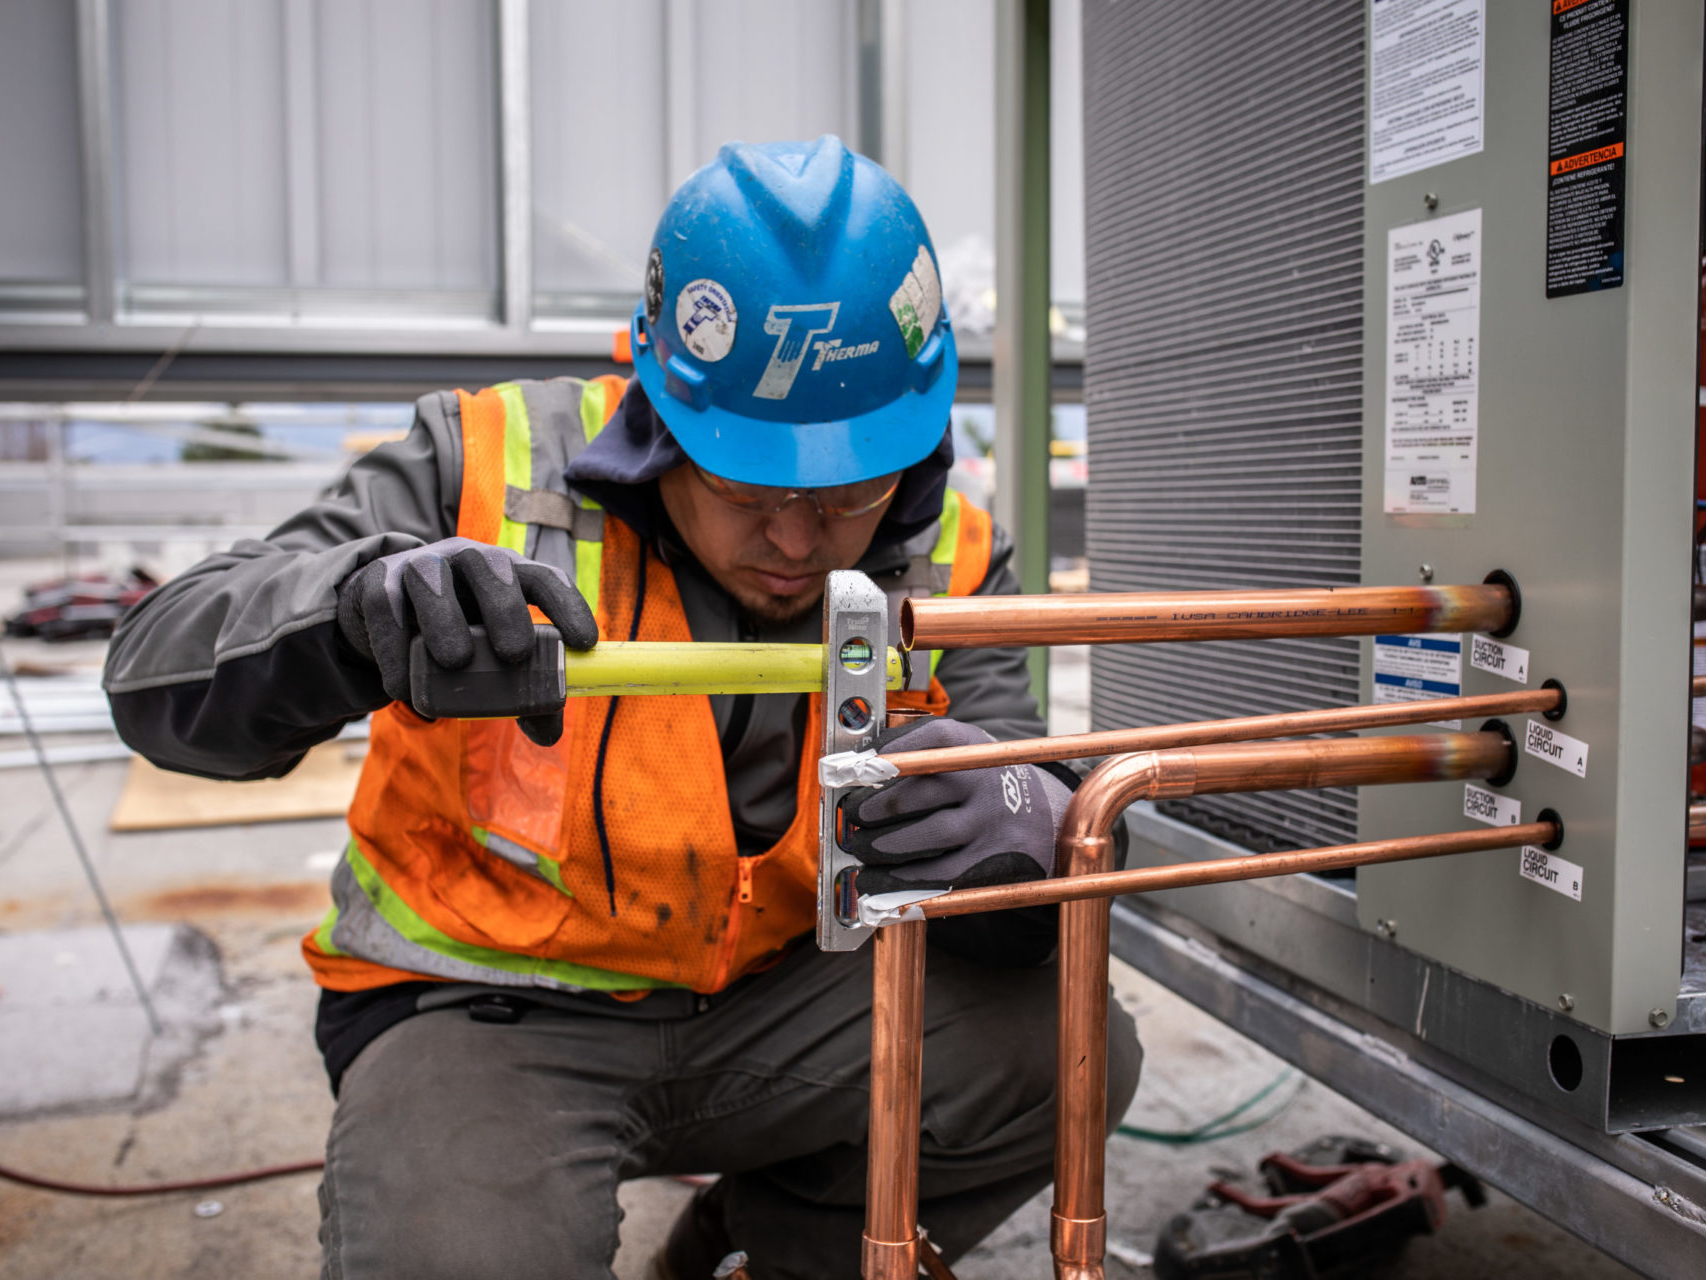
left=995, top=0, right=1052, bottom=707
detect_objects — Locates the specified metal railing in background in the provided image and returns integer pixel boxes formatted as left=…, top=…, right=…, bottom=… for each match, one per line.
left=0, top=402, right=399, bottom=565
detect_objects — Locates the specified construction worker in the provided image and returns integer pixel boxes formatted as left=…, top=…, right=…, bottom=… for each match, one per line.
left=104, top=136, right=1140, bottom=1280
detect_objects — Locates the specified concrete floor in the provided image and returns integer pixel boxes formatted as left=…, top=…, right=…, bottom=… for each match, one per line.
left=0, top=614, right=1643, bottom=1277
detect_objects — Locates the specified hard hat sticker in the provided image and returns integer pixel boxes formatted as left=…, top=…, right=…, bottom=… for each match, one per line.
left=888, top=245, right=942, bottom=359
left=644, top=248, right=665, bottom=324
left=677, top=279, right=738, bottom=362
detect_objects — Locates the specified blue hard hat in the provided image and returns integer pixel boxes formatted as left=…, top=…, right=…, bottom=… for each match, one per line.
left=630, top=135, right=957, bottom=488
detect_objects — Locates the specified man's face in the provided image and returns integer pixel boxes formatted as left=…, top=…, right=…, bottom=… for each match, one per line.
left=657, top=464, right=896, bottom=624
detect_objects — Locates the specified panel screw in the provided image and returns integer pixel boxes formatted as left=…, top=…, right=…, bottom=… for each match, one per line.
left=1418, top=564, right=1434, bottom=583
left=1650, top=1008, right=1671, bottom=1029
left=1558, top=994, right=1575, bottom=1012
left=1423, top=192, right=1439, bottom=211
left=1375, top=918, right=1398, bottom=938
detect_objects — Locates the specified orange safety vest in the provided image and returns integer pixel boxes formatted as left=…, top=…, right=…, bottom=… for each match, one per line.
left=303, top=376, right=992, bottom=996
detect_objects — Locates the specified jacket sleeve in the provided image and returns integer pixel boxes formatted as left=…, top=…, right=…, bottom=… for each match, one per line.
left=102, top=392, right=465, bottom=781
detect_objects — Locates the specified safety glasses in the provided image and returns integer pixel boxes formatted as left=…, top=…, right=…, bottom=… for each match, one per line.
left=692, top=463, right=901, bottom=520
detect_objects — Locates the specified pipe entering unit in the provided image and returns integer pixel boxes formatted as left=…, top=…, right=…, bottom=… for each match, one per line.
left=901, top=582, right=1515, bottom=651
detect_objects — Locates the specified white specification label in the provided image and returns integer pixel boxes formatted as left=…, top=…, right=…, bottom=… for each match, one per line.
left=1519, top=846, right=1583, bottom=902
left=1464, top=783, right=1520, bottom=827
left=1525, top=719, right=1588, bottom=779
left=1373, top=633, right=1463, bottom=726
left=1369, top=0, right=1486, bottom=184
left=1468, top=634, right=1529, bottom=684
left=1385, top=208, right=1481, bottom=515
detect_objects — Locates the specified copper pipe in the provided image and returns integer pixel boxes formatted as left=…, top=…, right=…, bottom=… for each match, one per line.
left=1694, top=675, right=1706, bottom=697
left=920, top=821, right=1556, bottom=918
left=1044, top=729, right=1511, bottom=1280
left=900, top=583, right=1513, bottom=650
left=863, top=919, right=926, bottom=1280
left=917, top=1233, right=958, bottom=1280
left=1689, top=802, right=1706, bottom=843
left=885, top=686, right=1561, bottom=777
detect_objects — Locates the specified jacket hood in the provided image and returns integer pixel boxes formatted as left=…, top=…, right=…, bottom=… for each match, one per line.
left=565, top=379, right=953, bottom=548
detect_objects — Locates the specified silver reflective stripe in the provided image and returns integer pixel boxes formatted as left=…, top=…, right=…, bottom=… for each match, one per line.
left=480, top=829, right=538, bottom=874
left=510, top=378, right=590, bottom=560
left=325, top=857, right=580, bottom=990
left=503, top=486, right=605, bottom=540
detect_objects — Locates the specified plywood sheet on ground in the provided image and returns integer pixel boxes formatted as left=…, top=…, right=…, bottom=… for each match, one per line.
left=108, top=741, right=365, bottom=831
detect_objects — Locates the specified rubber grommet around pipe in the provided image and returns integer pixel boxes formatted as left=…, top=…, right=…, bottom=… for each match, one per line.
left=1483, top=570, right=1522, bottom=638
left=1536, top=808, right=1565, bottom=851
left=1541, top=678, right=1568, bottom=721
left=1479, top=719, right=1518, bottom=787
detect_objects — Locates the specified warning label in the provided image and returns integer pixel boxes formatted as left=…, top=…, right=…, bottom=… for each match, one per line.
left=1373, top=633, right=1463, bottom=727
left=1368, top=0, right=1486, bottom=184
left=1546, top=0, right=1628, bottom=298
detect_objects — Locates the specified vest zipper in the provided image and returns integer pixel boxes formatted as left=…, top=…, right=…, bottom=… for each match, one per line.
left=710, top=858, right=749, bottom=991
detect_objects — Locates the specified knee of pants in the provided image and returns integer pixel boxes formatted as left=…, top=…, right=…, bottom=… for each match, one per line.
left=1104, top=994, right=1143, bottom=1135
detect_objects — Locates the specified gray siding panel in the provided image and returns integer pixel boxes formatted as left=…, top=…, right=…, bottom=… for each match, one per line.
left=1082, top=0, right=1365, bottom=851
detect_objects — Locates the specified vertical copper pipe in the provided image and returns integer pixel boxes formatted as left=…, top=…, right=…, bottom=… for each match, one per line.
left=864, top=919, right=926, bottom=1280
left=1046, top=732, right=1510, bottom=1280
left=1052, top=841, right=1114, bottom=1279
left=900, top=583, right=1513, bottom=650
left=862, top=705, right=936, bottom=1280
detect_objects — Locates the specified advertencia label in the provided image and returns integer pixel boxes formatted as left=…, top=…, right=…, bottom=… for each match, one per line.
left=1469, top=634, right=1529, bottom=683
left=1546, top=0, right=1628, bottom=298
left=1464, top=783, right=1520, bottom=827
left=1373, top=633, right=1463, bottom=727
left=1525, top=719, right=1588, bottom=778
left=1520, top=846, right=1583, bottom=902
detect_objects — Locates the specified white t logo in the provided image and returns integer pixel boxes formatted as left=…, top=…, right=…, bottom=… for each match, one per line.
left=755, top=303, right=839, bottom=400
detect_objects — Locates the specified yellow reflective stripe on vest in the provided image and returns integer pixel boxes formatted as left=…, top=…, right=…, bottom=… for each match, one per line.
left=574, top=380, right=609, bottom=613
left=340, top=838, right=673, bottom=991
left=930, top=489, right=963, bottom=570
left=312, top=901, right=342, bottom=956
left=580, top=379, right=616, bottom=442
left=926, top=489, right=966, bottom=674
left=493, top=382, right=532, bottom=555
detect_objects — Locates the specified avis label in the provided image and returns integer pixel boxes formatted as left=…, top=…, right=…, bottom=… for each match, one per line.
left=1520, top=846, right=1583, bottom=902
left=1464, top=784, right=1520, bottom=827
left=1525, top=720, right=1588, bottom=778
left=1469, top=635, right=1529, bottom=684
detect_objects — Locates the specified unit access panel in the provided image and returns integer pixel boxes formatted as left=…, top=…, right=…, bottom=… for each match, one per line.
left=1356, top=0, right=1702, bottom=1036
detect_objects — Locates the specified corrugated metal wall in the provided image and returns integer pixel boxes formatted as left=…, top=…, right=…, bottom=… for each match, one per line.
left=1082, top=0, right=1366, bottom=851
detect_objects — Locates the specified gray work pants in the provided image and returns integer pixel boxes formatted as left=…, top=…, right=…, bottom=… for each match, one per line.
left=318, top=939, right=1142, bottom=1280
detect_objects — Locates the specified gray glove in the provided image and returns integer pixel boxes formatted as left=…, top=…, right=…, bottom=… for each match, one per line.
left=337, top=537, right=597, bottom=746
left=837, top=717, right=1072, bottom=895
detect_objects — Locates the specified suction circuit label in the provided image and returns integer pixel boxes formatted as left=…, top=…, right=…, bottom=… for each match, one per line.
left=1464, top=783, right=1520, bottom=827
left=1469, top=635, right=1528, bottom=683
